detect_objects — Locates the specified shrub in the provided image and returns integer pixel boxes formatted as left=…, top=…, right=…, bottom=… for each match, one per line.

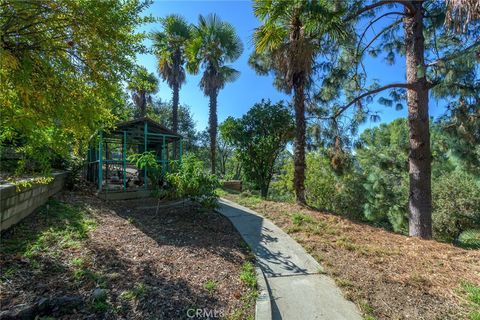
left=362, top=170, right=409, bottom=233
left=166, top=154, right=220, bottom=209
left=457, top=229, right=480, bottom=249
left=270, top=152, right=365, bottom=219
left=432, top=171, right=480, bottom=242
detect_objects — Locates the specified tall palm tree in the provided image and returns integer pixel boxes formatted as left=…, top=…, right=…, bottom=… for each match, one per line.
left=252, top=0, right=345, bottom=204
left=152, top=15, right=191, bottom=135
left=127, top=66, right=159, bottom=117
left=186, top=14, right=243, bottom=174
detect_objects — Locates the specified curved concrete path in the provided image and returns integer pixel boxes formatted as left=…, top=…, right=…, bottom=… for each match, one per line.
left=218, top=198, right=362, bottom=320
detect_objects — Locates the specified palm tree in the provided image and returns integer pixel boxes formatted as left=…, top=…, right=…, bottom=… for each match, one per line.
left=251, top=0, right=344, bottom=204
left=186, top=14, right=243, bottom=174
left=127, top=66, right=159, bottom=117
left=152, top=15, right=191, bottom=135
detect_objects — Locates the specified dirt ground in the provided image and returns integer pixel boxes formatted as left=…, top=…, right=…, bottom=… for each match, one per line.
left=0, top=193, right=255, bottom=319
left=223, top=192, right=480, bottom=320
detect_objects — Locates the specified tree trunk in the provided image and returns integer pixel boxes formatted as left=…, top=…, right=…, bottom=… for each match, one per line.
left=292, top=75, right=307, bottom=205
left=404, top=1, right=432, bottom=239
left=209, top=92, right=218, bottom=174
left=260, top=183, right=269, bottom=199
left=172, top=82, right=179, bottom=159
left=141, top=91, right=147, bottom=117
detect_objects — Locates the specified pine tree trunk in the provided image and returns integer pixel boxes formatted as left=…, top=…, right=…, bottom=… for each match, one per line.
left=172, top=83, right=179, bottom=159
left=209, top=92, right=218, bottom=174
left=293, top=76, right=307, bottom=205
left=404, top=1, right=432, bottom=239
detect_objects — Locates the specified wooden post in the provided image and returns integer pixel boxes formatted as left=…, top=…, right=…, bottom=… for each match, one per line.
left=179, top=139, right=183, bottom=162
left=144, top=121, right=148, bottom=189
left=98, top=131, right=103, bottom=191
left=123, top=130, right=127, bottom=191
left=162, top=135, right=166, bottom=174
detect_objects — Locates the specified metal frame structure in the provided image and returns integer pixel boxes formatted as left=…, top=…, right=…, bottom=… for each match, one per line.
left=86, top=117, right=182, bottom=193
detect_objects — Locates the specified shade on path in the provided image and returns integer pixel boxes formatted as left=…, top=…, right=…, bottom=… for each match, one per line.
left=218, top=198, right=362, bottom=320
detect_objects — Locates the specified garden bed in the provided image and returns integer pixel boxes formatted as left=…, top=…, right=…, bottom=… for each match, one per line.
left=221, top=190, right=480, bottom=320
left=0, top=193, right=256, bottom=319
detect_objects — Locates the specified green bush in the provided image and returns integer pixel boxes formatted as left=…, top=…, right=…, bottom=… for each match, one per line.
left=362, top=170, right=409, bottom=233
left=457, top=229, right=480, bottom=249
left=269, top=152, right=365, bottom=219
left=166, top=154, right=220, bottom=209
left=432, top=171, right=480, bottom=242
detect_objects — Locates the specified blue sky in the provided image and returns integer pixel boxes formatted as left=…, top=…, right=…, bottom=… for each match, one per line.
left=136, top=0, right=448, bottom=134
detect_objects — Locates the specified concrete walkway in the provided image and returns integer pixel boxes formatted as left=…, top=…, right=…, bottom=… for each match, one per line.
left=218, top=198, right=362, bottom=320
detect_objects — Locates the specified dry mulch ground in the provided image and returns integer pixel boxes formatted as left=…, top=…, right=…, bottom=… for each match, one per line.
left=223, top=192, right=480, bottom=320
left=0, top=193, right=255, bottom=319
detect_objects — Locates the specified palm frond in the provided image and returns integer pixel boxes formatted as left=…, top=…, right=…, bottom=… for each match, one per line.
left=446, top=0, right=480, bottom=31
left=219, top=65, right=240, bottom=83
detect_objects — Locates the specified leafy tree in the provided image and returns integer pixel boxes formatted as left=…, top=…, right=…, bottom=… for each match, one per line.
left=270, top=152, right=365, bottom=218
left=356, top=119, right=410, bottom=232
left=152, top=14, right=191, bottom=137
left=127, top=66, right=159, bottom=117
left=216, top=133, right=235, bottom=178
left=0, top=0, right=151, bottom=173
left=432, top=170, right=480, bottom=242
left=437, top=97, right=480, bottom=176
left=149, top=100, right=198, bottom=151
left=193, top=128, right=238, bottom=177
left=186, top=14, right=243, bottom=174
left=324, top=0, right=480, bottom=238
left=251, top=0, right=345, bottom=204
left=356, top=117, right=480, bottom=237
left=220, top=100, right=294, bottom=198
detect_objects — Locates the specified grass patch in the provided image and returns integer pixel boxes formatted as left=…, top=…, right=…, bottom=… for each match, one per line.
left=236, top=196, right=262, bottom=207
left=90, top=299, right=110, bottom=313
left=1, top=200, right=95, bottom=273
left=203, top=280, right=218, bottom=294
left=215, top=188, right=228, bottom=197
left=120, top=283, right=148, bottom=301
left=291, top=212, right=314, bottom=226
left=461, top=282, right=480, bottom=320
left=73, top=268, right=107, bottom=287
left=358, top=300, right=376, bottom=319
left=286, top=225, right=303, bottom=233
left=335, top=278, right=354, bottom=289
left=229, top=261, right=258, bottom=320
left=240, top=261, right=257, bottom=289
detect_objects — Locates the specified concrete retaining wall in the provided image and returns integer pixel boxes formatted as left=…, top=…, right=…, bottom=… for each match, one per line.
left=0, top=171, right=68, bottom=231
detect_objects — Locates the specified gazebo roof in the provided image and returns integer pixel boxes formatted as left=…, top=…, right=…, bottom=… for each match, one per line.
left=114, top=117, right=182, bottom=139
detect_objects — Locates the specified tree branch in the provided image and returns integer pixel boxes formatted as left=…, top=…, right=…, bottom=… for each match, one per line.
left=357, top=11, right=405, bottom=50
left=327, top=83, right=413, bottom=119
left=345, top=0, right=415, bottom=22
left=358, top=18, right=402, bottom=57
left=426, top=39, right=480, bottom=67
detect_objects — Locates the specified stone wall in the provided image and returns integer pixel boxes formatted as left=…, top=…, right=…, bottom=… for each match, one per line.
left=0, top=171, right=68, bottom=231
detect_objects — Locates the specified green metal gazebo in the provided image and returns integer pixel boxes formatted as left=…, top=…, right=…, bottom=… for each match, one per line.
left=86, top=117, right=182, bottom=197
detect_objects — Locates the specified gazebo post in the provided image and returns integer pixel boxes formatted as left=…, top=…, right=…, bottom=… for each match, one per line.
left=179, top=139, right=183, bottom=162
left=144, top=121, right=148, bottom=189
left=98, top=131, right=103, bottom=191
left=162, top=135, right=166, bottom=174
left=123, top=130, right=127, bottom=191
